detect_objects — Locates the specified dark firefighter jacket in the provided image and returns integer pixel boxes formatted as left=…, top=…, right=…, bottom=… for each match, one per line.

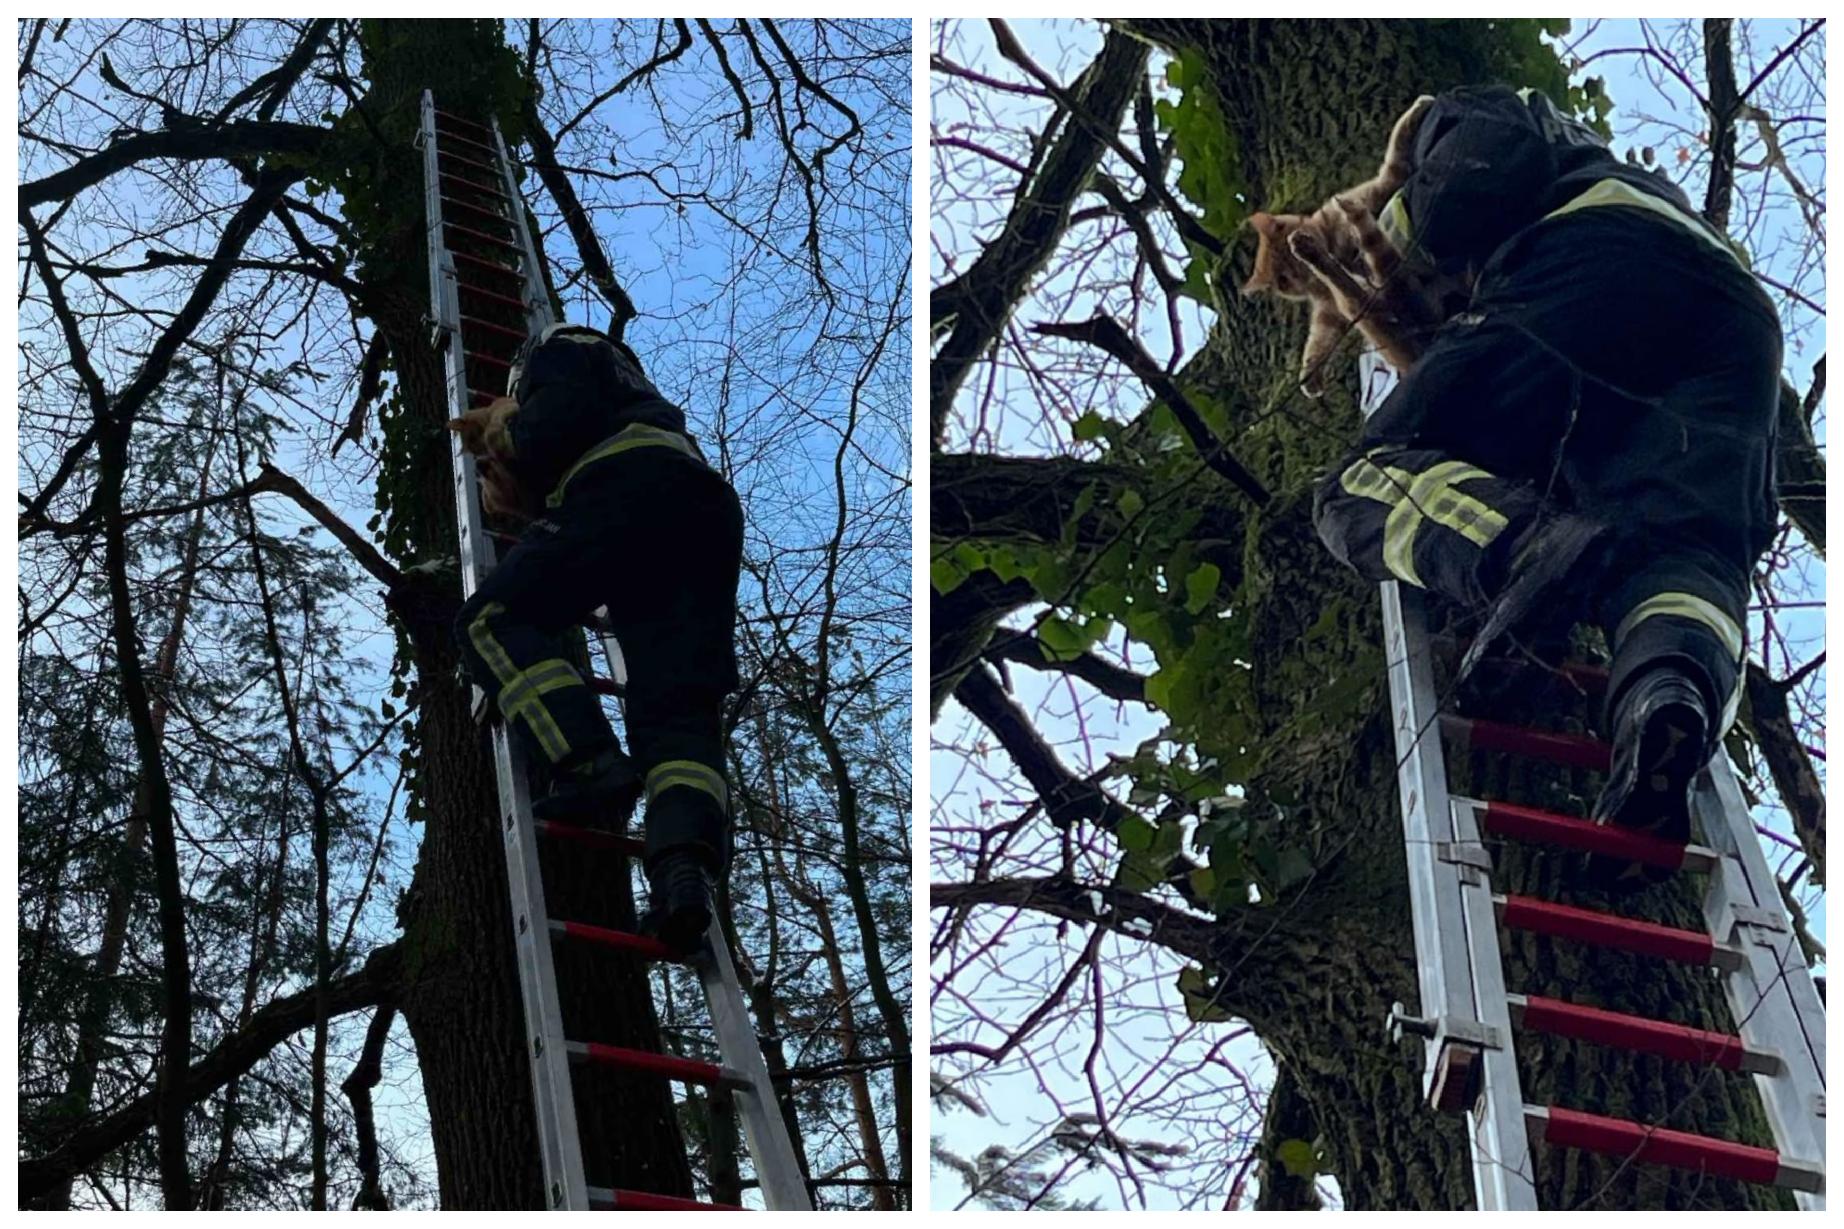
left=1380, top=84, right=1745, bottom=278
left=500, top=324, right=699, bottom=504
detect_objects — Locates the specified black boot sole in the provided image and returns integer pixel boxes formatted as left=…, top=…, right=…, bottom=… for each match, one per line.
left=1586, top=701, right=1705, bottom=891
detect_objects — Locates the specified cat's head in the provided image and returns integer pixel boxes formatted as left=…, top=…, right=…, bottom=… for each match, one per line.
left=446, top=396, right=519, bottom=458
left=1240, top=211, right=1317, bottom=300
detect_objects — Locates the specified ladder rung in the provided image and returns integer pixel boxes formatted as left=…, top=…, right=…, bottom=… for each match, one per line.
left=443, top=194, right=515, bottom=229
left=1525, top=1105, right=1823, bottom=1192
left=586, top=676, right=623, bottom=697
left=435, top=127, right=499, bottom=157
left=566, top=1041, right=743, bottom=1088
left=463, top=314, right=527, bottom=343
left=549, top=918, right=685, bottom=962
left=1443, top=714, right=1612, bottom=772
left=588, top=1187, right=745, bottom=1211
left=438, top=145, right=504, bottom=179
left=1496, top=894, right=1743, bottom=970
left=452, top=249, right=522, bottom=281
left=1476, top=800, right=1714, bottom=873
left=533, top=819, right=645, bottom=858
left=434, top=108, right=492, bottom=136
left=440, top=171, right=512, bottom=204
left=463, top=349, right=513, bottom=370
left=1507, top=993, right=1777, bottom=1073
left=457, top=281, right=531, bottom=314
left=443, top=219, right=520, bottom=252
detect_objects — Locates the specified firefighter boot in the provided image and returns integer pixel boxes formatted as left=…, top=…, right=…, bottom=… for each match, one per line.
left=1587, top=664, right=1713, bottom=890
left=639, top=851, right=717, bottom=956
left=1459, top=511, right=1611, bottom=681
left=532, top=744, right=643, bottom=826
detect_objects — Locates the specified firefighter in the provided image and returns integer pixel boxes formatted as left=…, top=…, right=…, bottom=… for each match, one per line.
left=455, top=323, right=743, bottom=949
left=1313, top=85, right=1781, bottom=882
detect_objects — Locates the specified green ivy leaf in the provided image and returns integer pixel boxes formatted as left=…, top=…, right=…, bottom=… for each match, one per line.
left=1037, top=615, right=1086, bottom=662
left=1183, top=562, right=1222, bottom=614
left=1072, top=411, right=1109, bottom=442
left=930, top=555, right=968, bottom=595
left=1117, top=488, right=1145, bottom=519
left=1116, top=815, right=1158, bottom=852
left=1276, top=1138, right=1320, bottom=1179
left=1176, top=965, right=1234, bottom=1023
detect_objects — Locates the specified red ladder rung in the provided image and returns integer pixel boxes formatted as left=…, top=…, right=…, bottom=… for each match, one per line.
left=440, top=171, right=512, bottom=204
left=549, top=918, right=684, bottom=962
left=435, top=127, right=498, bottom=157
left=588, top=1187, right=745, bottom=1212
left=566, top=1041, right=739, bottom=1087
left=452, top=252, right=522, bottom=285
left=1477, top=800, right=1710, bottom=873
left=457, top=281, right=530, bottom=314
left=1527, top=1105, right=1823, bottom=1192
left=533, top=819, right=645, bottom=858
left=434, top=108, right=492, bottom=136
left=437, top=145, right=501, bottom=176
left=463, top=349, right=513, bottom=370
left=1497, top=893, right=1741, bottom=969
left=1509, top=993, right=1773, bottom=1073
left=1443, top=714, right=1612, bottom=772
left=442, top=194, right=514, bottom=228
left=586, top=676, right=623, bottom=697
left=463, top=314, right=527, bottom=343
left=443, top=219, right=520, bottom=252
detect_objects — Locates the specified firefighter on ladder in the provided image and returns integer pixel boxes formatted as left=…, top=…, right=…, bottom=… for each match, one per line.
left=1313, top=86, right=1782, bottom=885
left=455, top=323, right=743, bottom=950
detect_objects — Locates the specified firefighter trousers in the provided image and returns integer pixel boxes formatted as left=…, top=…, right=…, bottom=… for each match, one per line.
left=456, top=443, right=744, bottom=867
left=1314, top=207, right=1782, bottom=734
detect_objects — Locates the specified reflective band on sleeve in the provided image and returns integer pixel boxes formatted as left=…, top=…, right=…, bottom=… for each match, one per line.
left=467, top=602, right=575, bottom=763
left=547, top=423, right=705, bottom=507
left=646, top=759, right=729, bottom=811
left=1342, top=453, right=1510, bottom=588
left=1542, top=179, right=1747, bottom=268
left=1614, top=592, right=1745, bottom=663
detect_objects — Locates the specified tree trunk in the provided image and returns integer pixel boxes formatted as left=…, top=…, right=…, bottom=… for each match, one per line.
left=347, top=20, right=689, bottom=1206
left=934, top=17, right=1799, bottom=1209
left=1129, top=19, right=1788, bottom=1208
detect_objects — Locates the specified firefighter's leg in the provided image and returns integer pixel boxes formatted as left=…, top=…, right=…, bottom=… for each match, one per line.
left=1314, top=303, right=1604, bottom=624
left=453, top=517, right=631, bottom=787
left=593, top=459, right=745, bottom=949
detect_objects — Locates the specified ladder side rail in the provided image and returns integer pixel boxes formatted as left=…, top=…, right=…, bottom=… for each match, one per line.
left=1363, top=354, right=1537, bottom=1209
left=486, top=117, right=554, bottom=342
left=426, top=92, right=590, bottom=1211
left=698, top=918, right=814, bottom=1210
left=1694, top=759, right=1826, bottom=1208
left=1451, top=801, right=1543, bottom=1209
left=1363, top=356, right=1493, bottom=1079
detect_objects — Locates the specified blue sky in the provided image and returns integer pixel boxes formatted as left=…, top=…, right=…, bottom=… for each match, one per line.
left=929, top=17, right=1824, bottom=1210
left=17, top=18, right=910, bottom=1207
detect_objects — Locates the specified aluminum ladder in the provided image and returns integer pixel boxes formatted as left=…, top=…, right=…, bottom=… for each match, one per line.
left=416, top=90, right=810, bottom=1212
left=1361, top=353, right=1824, bottom=1210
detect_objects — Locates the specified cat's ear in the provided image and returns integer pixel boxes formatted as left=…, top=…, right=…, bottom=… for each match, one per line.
left=1248, top=211, right=1278, bottom=237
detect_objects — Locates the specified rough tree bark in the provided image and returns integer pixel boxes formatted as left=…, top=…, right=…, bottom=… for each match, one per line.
left=343, top=19, right=691, bottom=1206
left=934, top=18, right=1805, bottom=1209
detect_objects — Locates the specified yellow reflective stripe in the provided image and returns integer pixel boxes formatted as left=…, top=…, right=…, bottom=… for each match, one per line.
left=646, top=759, right=728, bottom=810
left=1343, top=455, right=1509, bottom=588
left=467, top=604, right=572, bottom=762
left=1543, top=178, right=1747, bottom=268
left=1614, top=592, right=1744, bottom=663
left=547, top=424, right=703, bottom=507
left=498, top=659, right=586, bottom=748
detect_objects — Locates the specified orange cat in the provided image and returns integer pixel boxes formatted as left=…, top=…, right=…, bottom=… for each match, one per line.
left=1241, top=95, right=1456, bottom=396
left=447, top=396, right=539, bottom=526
